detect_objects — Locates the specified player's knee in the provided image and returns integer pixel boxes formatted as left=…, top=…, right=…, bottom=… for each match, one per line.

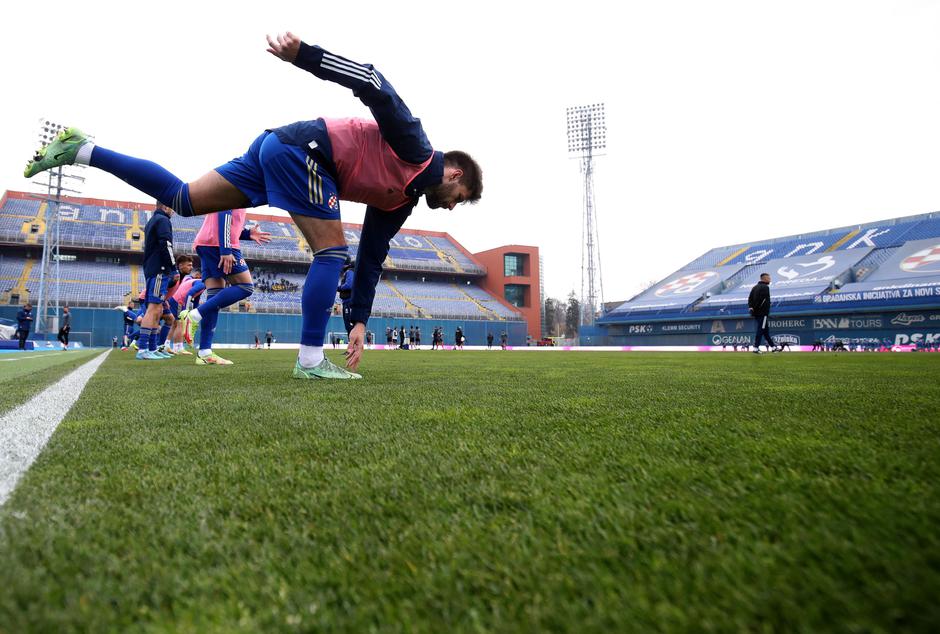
left=312, top=245, right=349, bottom=264
left=169, top=183, right=195, bottom=217
left=236, top=283, right=254, bottom=299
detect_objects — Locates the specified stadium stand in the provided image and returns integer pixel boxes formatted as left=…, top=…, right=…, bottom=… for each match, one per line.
left=603, top=211, right=940, bottom=321
left=0, top=190, right=522, bottom=322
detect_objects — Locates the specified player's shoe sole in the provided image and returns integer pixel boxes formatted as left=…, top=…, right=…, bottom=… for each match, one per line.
left=176, top=349, right=193, bottom=355
left=135, top=351, right=161, bottom=360
left=195, top=353, right=233, bottom=365
left=292, top=358, right=362, bottom=380
left=24, top=127, right=89, bottom=178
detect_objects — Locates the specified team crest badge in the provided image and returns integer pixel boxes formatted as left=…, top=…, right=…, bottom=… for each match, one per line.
left=654, top=270, right=718, bottom=297
left=328, top=194, right=339, bottom=210
left=900, top=243, right=940, bottom=274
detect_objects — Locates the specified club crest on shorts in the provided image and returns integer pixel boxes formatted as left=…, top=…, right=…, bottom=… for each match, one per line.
left=328, top=194, right=339, bottom=210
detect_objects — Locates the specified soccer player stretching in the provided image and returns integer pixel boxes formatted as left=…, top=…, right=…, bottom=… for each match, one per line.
left=25, top=31, right=482, bottom=379
left=183, top=210, right=270, bottom=365
left=167, top=270, right=206, bottom=355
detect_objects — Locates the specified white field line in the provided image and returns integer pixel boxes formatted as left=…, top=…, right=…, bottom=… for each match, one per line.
left=0, top=350, right=110, bottom=506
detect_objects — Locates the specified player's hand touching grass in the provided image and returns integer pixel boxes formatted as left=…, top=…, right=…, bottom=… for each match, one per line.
left=219, top=254, right=235, bottom=275
left=266, top=32, right=301, bottom=63
left=249, top=226, right=271, bottom=244
left=345, top=323, right=366, bottom=371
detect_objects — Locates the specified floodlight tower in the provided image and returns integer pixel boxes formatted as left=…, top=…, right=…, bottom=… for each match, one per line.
left=29, top=119, right=87, bottom=335
left=566, top=103, right=606, bottom=326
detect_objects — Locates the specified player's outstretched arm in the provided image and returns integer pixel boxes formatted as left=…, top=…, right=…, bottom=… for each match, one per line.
left=266, top=32, right=433, bottom=164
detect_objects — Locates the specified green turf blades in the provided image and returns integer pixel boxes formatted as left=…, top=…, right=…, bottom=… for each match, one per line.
left=1, top=351, right=938, bottom=631
left=292, top=357, right=362, bottom=380
left=24, top=127, right=89, bottom=178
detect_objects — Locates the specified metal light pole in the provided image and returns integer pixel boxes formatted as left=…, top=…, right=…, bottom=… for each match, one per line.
left=30, top=118, right=87, bottom=334
left=566, top=103, right=606, bottom=326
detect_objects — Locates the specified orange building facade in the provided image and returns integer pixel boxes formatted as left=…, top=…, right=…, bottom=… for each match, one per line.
left=473, top=245, right=542, bottom=341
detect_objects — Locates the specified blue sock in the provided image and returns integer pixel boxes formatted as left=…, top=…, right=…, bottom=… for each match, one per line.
left=196, top=283, right=253, bottom=316
left=159, top=324, right=170, bottom=347
left=138, top=327, right=153, bottom=352
left=90, top=146, right=195, bottom=216
left=301, top=246, right=348, bottom=346
left=199, top=289, right=222, bottom=351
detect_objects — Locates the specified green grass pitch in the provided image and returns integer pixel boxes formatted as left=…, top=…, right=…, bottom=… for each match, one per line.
left=1, top=350, right=938, bottom=632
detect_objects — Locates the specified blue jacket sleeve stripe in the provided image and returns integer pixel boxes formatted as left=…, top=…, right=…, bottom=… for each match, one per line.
left=293, top=42, right=433, bottom=164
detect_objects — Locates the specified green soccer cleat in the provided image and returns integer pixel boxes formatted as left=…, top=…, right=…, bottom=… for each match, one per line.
left=181, top=312, right=198, bottom=345
left=24, top=127, right=90, bottom=178
left=292, top=357, right=362, bottom=380
left=195, top=352, right=233, bottom=365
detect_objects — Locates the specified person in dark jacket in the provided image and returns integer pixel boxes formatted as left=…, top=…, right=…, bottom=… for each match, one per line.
left=15, top=302, right=33, bottom=350
left=136, top=202, right=176, bottom=360
left=57, top=306, right=71, bottom=350
left=748, top=273, right=778, bottom=354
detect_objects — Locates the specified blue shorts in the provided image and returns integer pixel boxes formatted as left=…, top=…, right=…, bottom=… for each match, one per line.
left=197, top=246, right=250, bottom=280
left=145, top=274, right=171, bottom=304
left=124, top=324, right=135, bottom=337
left=215, top=131, right=341, bottom=220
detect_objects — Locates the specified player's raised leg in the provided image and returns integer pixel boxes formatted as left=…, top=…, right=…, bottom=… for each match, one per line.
left=25, top=129, right=254, bottom=216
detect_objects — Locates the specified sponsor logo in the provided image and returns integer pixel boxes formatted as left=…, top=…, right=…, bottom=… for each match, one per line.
left=813, top=316, right=882, bottom=329
left=895, top=332, right=940, bottom=345
left=891, top=312, right=926, bottom=326
left=661, top=323, right=702, bottom=332
left=900, top=244, right=940, bottom=274
left=712, top=334, right=753, bottom=345
left=770, top=318, right=805, bottom=328
left=710, top=320, right=726, bottom=333
left=654, top=271, right=718, bottom=297
left=777, top=255, right=836, bottom=280
left=628, top=324, right=653, bottom=334
left=823, top=335, right=882, bottom=345
left=775, top=334, right=801, bottom=345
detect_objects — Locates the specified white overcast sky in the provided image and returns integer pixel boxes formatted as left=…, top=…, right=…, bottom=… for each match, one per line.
left=3, top=0, right=940, bottom=302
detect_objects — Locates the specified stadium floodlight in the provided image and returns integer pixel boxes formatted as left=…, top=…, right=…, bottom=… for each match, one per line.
left=30, top=118, right=90, bottom=335
left=566, top=104, right=607, bottom=155
left=566, top=103, right=606, bottom=328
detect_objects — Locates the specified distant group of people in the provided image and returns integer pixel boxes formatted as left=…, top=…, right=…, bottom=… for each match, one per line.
left=376, top=324, right=509, bottom=350
left=13, top=303, right=72, bottom=351
left=386, top=325, right=423, bottom=349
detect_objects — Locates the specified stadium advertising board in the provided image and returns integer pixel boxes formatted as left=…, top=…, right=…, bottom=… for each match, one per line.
left=609, top=310, right=940, bottom=347
left=742, top=250, right=870, bottom=295
left=611, top=265, right=742, bottom=313
left=815, top=238, right=940, bottom=308
left=865, top=237, right=940, bottom=281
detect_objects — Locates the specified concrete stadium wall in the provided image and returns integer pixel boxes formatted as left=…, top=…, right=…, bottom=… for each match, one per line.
left=0, top=307, right=528, bottom=348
